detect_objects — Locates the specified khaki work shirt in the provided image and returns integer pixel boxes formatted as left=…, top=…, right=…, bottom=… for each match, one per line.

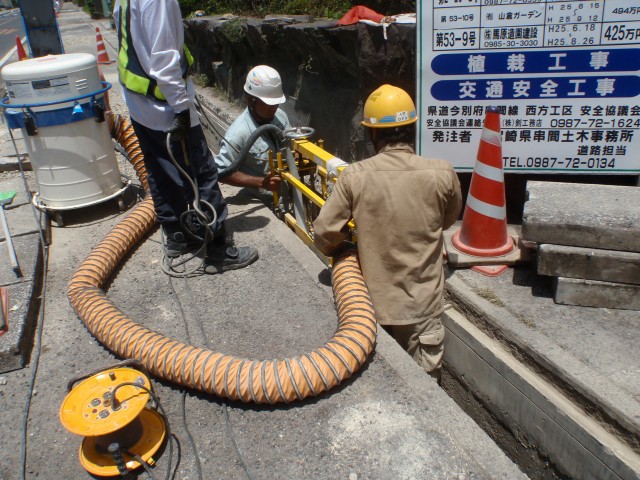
left=313, top=144, right=462, bottom=326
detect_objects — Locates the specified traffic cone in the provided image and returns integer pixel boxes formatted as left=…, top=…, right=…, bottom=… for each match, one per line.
left=98, top=66, right=113, bottom=129
left=0, top=286, right=8, bottom=335
left=15, top=36, right=27, bottom=61
left=95, top=27, right=113, bottom=65
left=444, top=106, right=522, bottom=276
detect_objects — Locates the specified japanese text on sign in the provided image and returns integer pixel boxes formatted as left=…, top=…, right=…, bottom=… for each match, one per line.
left=417, top=0, right=640, bottom=173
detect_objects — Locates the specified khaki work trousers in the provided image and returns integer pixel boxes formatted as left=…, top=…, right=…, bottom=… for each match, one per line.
left=383, top=315, right=445, bottom=381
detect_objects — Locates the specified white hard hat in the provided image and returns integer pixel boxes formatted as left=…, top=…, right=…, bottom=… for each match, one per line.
left=244, top=65, right=286, bottom=105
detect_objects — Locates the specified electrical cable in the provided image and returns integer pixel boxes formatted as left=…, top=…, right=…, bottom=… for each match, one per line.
left=169, top=433, right=182, bottom=480
left=167, top=272, right=203, bottom=480
left=194, top=93, right=229, bottom=142
left=160, top=134, right=218, bottom=278
left=127, top=451, right=156, bottom=479
left=223, top=405, right=255, bottom=480
left=164, top=135, right=217, bottom=230
left=65, top=358, right=145, bottom=392
left=7, top=128, right=50, bottom=480
left=110, top=382, right=175, bottom=480
left=180, top=276, right=255, bottom=480
left=160, top=229, right=205, bottom=279
left=169, top=269, right=253, bottom=480
left=19, top=228, right=47, bottom=480
left=179, top=391, right=202, bottom=480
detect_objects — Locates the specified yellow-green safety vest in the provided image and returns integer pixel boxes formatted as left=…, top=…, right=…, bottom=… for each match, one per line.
left=117, top=0, right=194, bottom=102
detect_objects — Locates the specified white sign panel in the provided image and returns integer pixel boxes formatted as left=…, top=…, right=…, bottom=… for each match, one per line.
left=417, top=0, right=640, bottom=174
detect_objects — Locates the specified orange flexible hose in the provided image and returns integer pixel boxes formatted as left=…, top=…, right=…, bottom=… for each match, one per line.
left=110, top=115, right=149, bottom=191
left=67, top=115, right=377, bottom=404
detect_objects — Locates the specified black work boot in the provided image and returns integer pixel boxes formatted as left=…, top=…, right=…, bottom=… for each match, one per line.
left=203, top=226, right=258, bottom=274
left=162, top=222, right=201, bottom=257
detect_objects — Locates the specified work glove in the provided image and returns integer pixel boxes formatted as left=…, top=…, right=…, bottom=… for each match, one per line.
left=168, top=109, right=190, bottom=142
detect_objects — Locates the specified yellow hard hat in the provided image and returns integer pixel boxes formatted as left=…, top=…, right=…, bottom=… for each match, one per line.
left=362, top=84, right=418, bottom=128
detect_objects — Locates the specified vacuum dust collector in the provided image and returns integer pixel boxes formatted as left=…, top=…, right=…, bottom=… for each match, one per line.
left=0, top=53, right=129, bottom=225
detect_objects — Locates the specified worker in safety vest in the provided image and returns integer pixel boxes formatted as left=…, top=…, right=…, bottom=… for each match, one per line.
left=114, top=0, right=258, bottom=274
left=313, top=84, right=462, bottom=381
left=214, top=65, right=291, bottom=196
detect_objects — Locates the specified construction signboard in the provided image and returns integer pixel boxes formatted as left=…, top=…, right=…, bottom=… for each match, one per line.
left=417, top=0, right=640, bottom=174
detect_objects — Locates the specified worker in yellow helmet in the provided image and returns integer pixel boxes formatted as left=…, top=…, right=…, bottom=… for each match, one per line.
left=313, top=84, right=462, bottom=382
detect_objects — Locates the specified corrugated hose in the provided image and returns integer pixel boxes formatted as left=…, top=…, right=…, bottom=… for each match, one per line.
left=67, top=115, right=377, bottom=404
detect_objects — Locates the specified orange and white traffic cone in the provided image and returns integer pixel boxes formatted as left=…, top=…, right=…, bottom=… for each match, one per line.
left=95, top=27, right=113, bottom=65
left=444, top=106, right=523, bottom=276
left=0, top=286, right=8, bottom=335
left=15, top=36, right=28, bottom=61
left=98, top=66, right=114, bottom=129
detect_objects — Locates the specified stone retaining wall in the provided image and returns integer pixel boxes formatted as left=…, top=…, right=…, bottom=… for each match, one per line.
left=185, top=17, right=416, bottom=162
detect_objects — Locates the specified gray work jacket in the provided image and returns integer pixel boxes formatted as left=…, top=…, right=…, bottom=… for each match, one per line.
left=214, top=108, right=291, bottom=177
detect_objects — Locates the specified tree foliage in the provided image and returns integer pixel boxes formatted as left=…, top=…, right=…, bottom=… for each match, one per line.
left=179, top=0, right=415, bottom=19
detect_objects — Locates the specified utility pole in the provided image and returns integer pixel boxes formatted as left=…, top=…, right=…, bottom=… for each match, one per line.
left=18, top=0, right=64, bottom=57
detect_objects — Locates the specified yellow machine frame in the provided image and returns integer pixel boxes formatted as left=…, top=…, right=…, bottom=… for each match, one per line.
left=269, top=134, right=356, bottom=263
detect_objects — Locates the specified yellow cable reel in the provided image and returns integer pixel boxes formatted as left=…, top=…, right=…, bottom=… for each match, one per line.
left=59, top=367, right=166, bottom=477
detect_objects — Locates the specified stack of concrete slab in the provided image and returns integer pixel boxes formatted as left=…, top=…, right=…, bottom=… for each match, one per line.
left=522, top=181, right=640, bottom=310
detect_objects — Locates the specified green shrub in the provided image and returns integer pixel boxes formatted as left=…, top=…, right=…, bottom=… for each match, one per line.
left=220, top=17, right=246, bottom=42
left=178, top=0, right=416, bottom=19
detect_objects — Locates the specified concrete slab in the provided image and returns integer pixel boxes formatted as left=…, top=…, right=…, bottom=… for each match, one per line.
left=554, top=277, right=640, bottom=311
left=0, top=156, right=30, bottom=172
left=0, top=175, right=32, bottom=208
left=0, top=273, right=40, bottom=372
left=522, top=181, right=640, bottom=252
left=538, top=244, right=640, bottom=285
left=0, top=203, right=48, bottom=243
left=0, top=229, right=41, bottom=285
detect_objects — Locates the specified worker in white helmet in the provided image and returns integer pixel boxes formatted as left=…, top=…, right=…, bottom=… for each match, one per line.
left=313, top=84, right=462, bottom=382
left=214, top=65, right=291, bottom=194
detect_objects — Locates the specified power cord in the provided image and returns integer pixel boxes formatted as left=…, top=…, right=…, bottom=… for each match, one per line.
left=110, top=382, right=176, bottom=480
left=169, top=268, right=255, bottom=480
left=194, top=93, right=230, bottom=143
left=8, top=128, right=50, bottom=480
left=167, top=272, right=204, bottom=480
left=161, top=134, right=218, bottom=278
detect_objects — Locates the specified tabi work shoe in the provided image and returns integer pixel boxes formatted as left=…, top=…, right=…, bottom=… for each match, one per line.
left=203, top=242, right=259, bottom=274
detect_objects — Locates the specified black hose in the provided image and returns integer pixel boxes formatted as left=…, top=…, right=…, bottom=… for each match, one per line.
left=218, top=124, right=284, bottom=178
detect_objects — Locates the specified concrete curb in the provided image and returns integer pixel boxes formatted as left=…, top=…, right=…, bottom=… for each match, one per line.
left=0, top=232, right=43, bottom=373
left=444, top=307, right=640, bottom=479
left=445, top=272, right=640, bottom=447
